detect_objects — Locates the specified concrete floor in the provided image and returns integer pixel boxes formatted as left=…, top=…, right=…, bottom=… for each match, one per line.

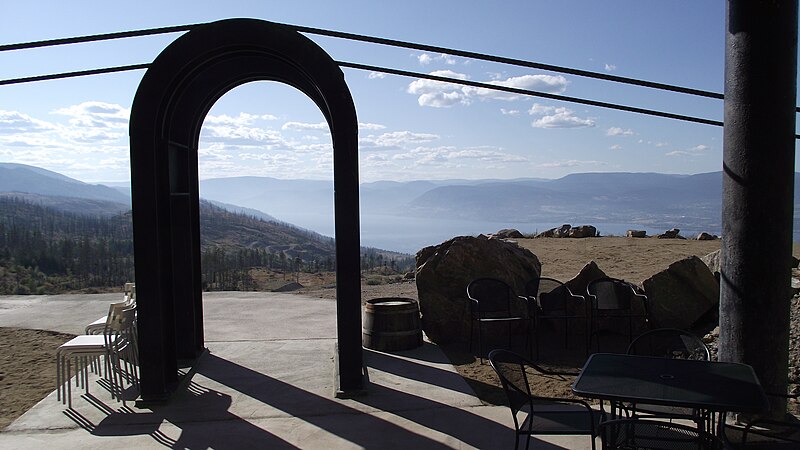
left=0, top=292, right=598, bottom=449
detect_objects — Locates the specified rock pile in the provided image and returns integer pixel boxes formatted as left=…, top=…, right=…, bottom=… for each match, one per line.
left=536, top=224, right=597, bottom=238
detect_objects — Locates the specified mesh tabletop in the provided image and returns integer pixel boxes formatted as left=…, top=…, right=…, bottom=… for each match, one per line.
left=572, top=353, right=769, bottom=413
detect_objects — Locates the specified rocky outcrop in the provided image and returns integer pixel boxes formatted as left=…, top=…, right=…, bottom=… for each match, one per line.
left=642, top=256, right=719, bottom=330
left=415, top=235, right=541, bottom=343
left=490, top=228, right=524, bottom=239
left=697, top=232, right=717, bottom=240
left=657, top=228, right=685, bottom=239
left=626, top=230, right=647, bottom=238
left=536, top=224, right=597, bottom=238
left=568, top=225, right=597, bottom=238
left=564, top=260, right=608, bottom=299
left=537, top=224, right=572, bottom=238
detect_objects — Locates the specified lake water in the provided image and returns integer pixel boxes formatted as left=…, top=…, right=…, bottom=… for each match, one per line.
left=275, top=211, right=727, bottom=254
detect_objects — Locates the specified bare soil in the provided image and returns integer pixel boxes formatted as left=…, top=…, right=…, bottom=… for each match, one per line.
left=3, top=236, right=798, bottom=430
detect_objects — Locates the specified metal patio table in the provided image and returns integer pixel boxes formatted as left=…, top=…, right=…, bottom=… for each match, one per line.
left=571, top=353, right=769, bottom=437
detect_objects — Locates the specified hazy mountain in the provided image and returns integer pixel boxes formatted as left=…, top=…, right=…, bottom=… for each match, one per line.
left=8, top=164, right=798, bottom=253
left=407, top=172, right=731, bottom=224
left=0, top=163, right=130, bottom=205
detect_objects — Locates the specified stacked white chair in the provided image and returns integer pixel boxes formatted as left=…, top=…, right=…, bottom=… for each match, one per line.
left=85, top=283, right=135, bottom=335
left=57, top=301, right=138, bottom=407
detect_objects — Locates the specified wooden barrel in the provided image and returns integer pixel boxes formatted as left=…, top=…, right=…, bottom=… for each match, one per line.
left=362, top=297, right=422, bottom=351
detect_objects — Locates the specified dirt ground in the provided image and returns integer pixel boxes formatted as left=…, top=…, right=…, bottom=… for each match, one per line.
left=4, top=236, right=799, bottom=430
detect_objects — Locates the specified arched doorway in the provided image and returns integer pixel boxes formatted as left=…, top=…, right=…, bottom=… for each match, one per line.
left=129, top=19, right=362, bottom=401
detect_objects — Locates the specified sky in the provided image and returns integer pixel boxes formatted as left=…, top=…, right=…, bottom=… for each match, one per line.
left=0, top=1, right=786, bottom=184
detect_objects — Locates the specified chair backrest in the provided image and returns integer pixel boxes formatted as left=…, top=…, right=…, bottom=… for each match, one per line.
left=525, top=277, right=582, bottom=314
left=104, top=306, right=137, bottom=350
left=600, top=418, right=724, bottom=450
left=627, top=328, right=710, bottom=360
left=587, top=277, right=645, bottom=311
left=467, top=278, right=513, bottom=315
left=488, top=349, right=532, bottom=416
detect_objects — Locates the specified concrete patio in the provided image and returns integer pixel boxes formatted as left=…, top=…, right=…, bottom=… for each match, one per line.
left=0, top=292, right=597, bottom=449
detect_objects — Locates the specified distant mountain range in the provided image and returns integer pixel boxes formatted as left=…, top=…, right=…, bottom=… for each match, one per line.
left=197, top=171, right=800, bottom=239
left=2, top=162, right=799, bottom=252
left=0, top=162, right=411, bottom=259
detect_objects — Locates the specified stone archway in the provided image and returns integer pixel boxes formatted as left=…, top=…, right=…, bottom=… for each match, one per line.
left=129, top=19, right=362, bottom=401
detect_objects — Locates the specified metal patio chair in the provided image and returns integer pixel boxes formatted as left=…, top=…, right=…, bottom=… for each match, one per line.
left=489, top=349, right=598, bottom=450
left=624, top=328, right=712, bottom=429
left=467, top=277, right=528, bottom=362
left=522, top=277, right=589, bottom=359
left=586, top=277, right=650, bottom=353
left=599, top=418, right=725, bottom=450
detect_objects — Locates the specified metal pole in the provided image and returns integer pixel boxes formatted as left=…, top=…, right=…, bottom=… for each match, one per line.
left=721, top=0, right=797, bottom=418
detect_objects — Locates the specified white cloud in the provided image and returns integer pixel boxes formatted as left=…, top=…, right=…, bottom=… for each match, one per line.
left=605, top=63, right=617, bottom=71
left=501, top=108, right=520, bottom=116
left=362, top=131, right=440, bottom=148
left=417, top=53, right=457, bottom=66
left=389, top=145, right=526, bottom=168
left=528, top=103, right=556, bottom=115
left=0, top=110, right=56, bottom=133
left=53, top=101, right=129, bottom=127
left=609, top=144, right=623, bottom=150
left=358, top=122, right=386, bottom=130
left=407, top=70, right=471, bottom=108
left=539, top=159, right=605, bottom=168
left=204, top=112, right=277, bottom=125
left=606, top=127, right=634, bottom=136
left=367, top=72, right=386, bottom=79
left=464, top=74, right=568, bottom=101
left=665, top=144, right=711, bottom=157
left=281, top=121, right=328, bottom=131
left=408, top=72, right=568, bottom=107
left=531, top=107, right=595, bottom=129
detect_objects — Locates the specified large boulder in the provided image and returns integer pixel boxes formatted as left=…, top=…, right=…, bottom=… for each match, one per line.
left=491, top=228, right=524, bottom=239
left=642, top=256, right=719, bottom=330
left=657, top=228, right=685, bottom=239
left=697, top=232, right=718, bottom=240
left=568, top=225, right=597, bottom=238
left=537, top=224, right=572, bottom=238
left=626, top=230, right=647, bottom=238
left=701, top=249, right=721, bottom=282
left=564, top=260, right=608, bottom=298
left=415, top=235, right=541, bottom=343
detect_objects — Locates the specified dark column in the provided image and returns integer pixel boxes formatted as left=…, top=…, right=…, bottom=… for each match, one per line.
left=333, top=126, right=364, bottom=393
left=721, top=0, right=797, bottom=417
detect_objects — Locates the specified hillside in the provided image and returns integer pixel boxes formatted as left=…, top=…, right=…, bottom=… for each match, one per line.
left=0, top=196, right=413, bottom=294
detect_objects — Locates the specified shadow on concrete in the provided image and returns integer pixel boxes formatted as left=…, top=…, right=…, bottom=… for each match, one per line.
left=364, top=347, right=477, bottom=396
left=64, top=383, right=295, bottom=449
left=59, top=349, right=574, bottom=448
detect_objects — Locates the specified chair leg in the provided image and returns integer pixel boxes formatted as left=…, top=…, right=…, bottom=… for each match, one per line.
left=469, top=320, right=474, bottom=355
left=56, top=352, right=62, bottom=403
left=478, top=321, right=483, bottom=364
left=66, top=358, right=72, bottom=409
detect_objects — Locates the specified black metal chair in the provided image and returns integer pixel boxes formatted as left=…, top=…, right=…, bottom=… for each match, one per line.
left=627, top=328, right=710, bottom=361
left=488, top=349, right=598, bottom=450
left=726, top=392, right=800, bottom=448
left=599, top=418, right=725, bottom=450
left=522, top=277, right=589, bottom=359
left=467, top=277, right=528, bottom=362
left=625, top=328, right=712, bottom=429
left=586, top=277, right=650, bottom=352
